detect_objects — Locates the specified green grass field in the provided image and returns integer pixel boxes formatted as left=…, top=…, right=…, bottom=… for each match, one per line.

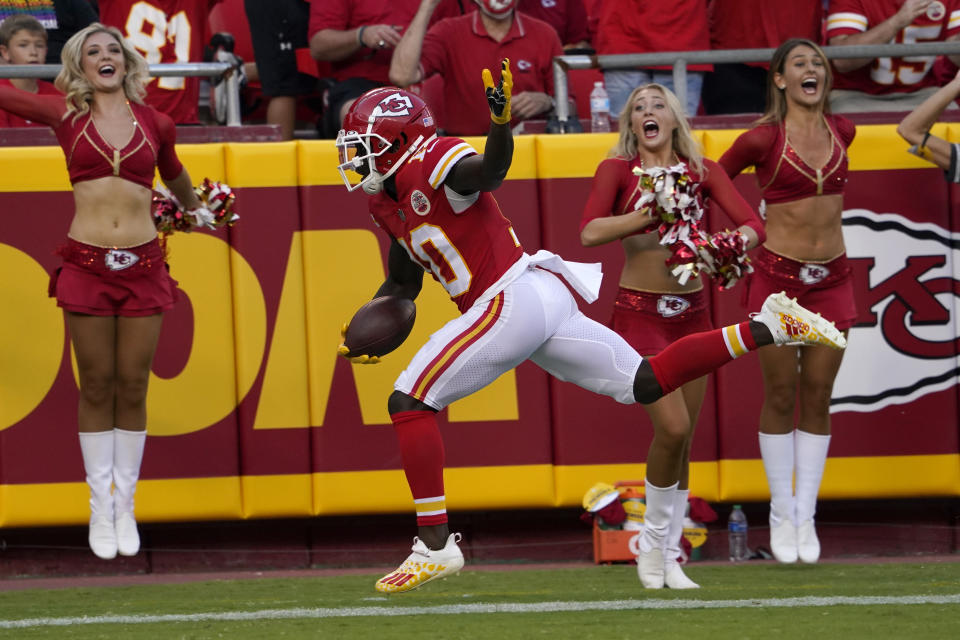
left=1, top=561, right=959, bottom=639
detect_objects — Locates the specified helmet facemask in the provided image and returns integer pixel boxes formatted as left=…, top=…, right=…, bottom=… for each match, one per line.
left=336, top=123, right=430, bottom=195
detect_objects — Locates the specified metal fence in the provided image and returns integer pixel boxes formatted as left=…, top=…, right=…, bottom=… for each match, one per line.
left=0, top=62, right=241, bottom=126
left=553, top=41, right=960, bottom=130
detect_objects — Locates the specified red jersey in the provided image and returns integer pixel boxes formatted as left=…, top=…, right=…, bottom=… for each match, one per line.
left=595, top=0, right=711, bottom=71
left=0, top=85, right=183, bottom=189
left=580, top=155, right=765, bottom=240
left=517, top=0, right=589, bottom=46
left=826, top=0, right=960, bottom=93
left=99, top=0, right=221, bottom=123
left=719, top=115, right=856, bottom=206
left=420, top=11, right=562, bottom=136
left=368, top=136, right=524, bottom=313
left=308, top=0, right=463, bottom=84
left=0, top=79, right=62, bottom=127
left=708, top=0, right=823, bottom=68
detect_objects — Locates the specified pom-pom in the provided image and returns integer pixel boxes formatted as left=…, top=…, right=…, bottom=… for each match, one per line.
left=632, top=162, right=711, bottom=285
left=194, top=178, right=240, bottom=228
left=152, top=189, right=191, bottom=234
left=152, top=179, right=239, bottom=235
left=700, top=229, right=752, bottom=290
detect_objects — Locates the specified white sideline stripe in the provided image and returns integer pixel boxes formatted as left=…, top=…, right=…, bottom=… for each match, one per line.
left=2, top=594, right=959, bottom=628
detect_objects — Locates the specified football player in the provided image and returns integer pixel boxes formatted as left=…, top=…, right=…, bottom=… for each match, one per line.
left=335, top=59, right=847, bottom=593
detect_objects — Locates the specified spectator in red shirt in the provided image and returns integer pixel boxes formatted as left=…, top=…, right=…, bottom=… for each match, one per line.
left=0, top=14, right=62, bottom=127
left=827, top=0, right=960, bottom=112
left=390, top=0, right=563, bottom=136
left=517, top=0, right=590, bottom=50
left=595, top=0, right=711, bottom=118
left=99, top=0, right=223, bottom=124
left=309, top=0, right=463, bottom=139
left=702, top=0, right=823, bottom=115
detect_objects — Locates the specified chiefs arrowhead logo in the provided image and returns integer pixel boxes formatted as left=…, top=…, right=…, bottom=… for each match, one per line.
left=833, top=209, right=959, bottom=413
left=372, top=93, right=414, bottom=118
left=656, top=295, right=690, bottom=318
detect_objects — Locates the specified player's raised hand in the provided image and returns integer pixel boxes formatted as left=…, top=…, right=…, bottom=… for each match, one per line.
left=338, top=322, right=382, bottom=365
left=482, top=58, right=513, bottom=125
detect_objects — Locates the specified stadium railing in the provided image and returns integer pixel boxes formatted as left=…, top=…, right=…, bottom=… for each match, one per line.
left=0, top=61, right=242, bottom=126
left=552, top=41, right=960, bottom=132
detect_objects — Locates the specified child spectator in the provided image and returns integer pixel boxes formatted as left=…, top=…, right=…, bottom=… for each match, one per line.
left=0, top=14, right=62, bottom=127
left=0, top=0, right=98, bottom=64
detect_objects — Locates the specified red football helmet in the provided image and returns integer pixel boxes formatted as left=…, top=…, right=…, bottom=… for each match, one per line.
left=336, top=87, right=437, bottom=194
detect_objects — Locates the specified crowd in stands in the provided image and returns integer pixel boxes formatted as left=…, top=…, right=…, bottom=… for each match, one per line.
left=1, top=0, right=960, bottom=137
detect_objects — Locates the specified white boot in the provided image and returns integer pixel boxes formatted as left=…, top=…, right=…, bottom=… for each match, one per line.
left=113, top=428, right=146, bottom=556
left=759, top=431, right=798, bottom=563
left=795, top=430, right=830, bottom=564
left=79, top=431, right=117, bottom=560
left=635, top=480, right=676, bottom=589
left=663, top=489, right=699, bottom=589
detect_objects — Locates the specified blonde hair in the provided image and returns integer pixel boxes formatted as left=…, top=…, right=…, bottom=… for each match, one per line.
left=757, top=38, right=832, bottom=125
left=55, top=23, right=149, bottom=121
left=613, top=83, right=703, bottom=174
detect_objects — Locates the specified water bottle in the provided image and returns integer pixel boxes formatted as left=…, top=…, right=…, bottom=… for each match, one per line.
left=728, top=505, right=749, bottom=562
left=590, top=81, right=611, bottom=133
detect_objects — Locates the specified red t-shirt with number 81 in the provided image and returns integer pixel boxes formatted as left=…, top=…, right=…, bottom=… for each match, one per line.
left=99, top=0, right=220, bottom=123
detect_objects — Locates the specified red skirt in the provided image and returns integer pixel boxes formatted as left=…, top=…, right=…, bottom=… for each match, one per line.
left=49, top=238, right=179, bottom=317
left=745, top=246, right=857, bottom=331
left=610, top=288, right=713, bottom=356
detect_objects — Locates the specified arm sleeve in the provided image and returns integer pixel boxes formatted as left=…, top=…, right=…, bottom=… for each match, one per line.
left=308, top=0, right=347, bottom=39
left=579, top=158, right=624, bottom=233
left=825, top=0, right=868, bottom=40
left=834, top=114, right=856, bottom=147
left=154, top=110, right=185, bottom=181
left=718, top=126, right=771, bottom=178
left=702, top=159, right=766, bottom=242
left=0, top=85, right=65, bottom=127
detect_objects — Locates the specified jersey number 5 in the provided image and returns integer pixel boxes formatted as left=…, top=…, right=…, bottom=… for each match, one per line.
left=124, top=1, right=192, bottom=91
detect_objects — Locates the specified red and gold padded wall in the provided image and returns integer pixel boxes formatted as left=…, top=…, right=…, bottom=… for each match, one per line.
left=1, top=127, right=957, bottom=527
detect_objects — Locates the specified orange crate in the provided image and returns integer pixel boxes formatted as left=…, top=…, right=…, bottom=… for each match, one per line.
left=592, top=522, right=641, bottom=564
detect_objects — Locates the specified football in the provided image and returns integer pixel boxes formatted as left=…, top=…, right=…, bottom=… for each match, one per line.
left=343, top=296, right=417, bottom=357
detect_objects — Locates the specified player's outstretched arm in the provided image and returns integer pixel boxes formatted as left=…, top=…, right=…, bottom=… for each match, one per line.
left=445, top=58, right=514, bottom=195
left=897, top=68, right=960, bottom=171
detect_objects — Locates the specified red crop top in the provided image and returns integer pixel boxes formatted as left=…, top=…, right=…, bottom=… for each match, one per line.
left=0, top=84, right=183, bottom=190
left=580, top=155, right=766, bottom=241
left=719, top=115, right=855, bottom=205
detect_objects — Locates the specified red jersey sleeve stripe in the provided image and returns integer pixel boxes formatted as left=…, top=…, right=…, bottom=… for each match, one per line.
left=826, top=12, right=868, bottom=33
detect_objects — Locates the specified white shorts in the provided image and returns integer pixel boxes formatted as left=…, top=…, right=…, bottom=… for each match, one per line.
left=395, top=266, right=643, bottom=410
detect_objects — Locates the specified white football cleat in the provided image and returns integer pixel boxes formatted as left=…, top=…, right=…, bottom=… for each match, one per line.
left=752, top=292, right=846, bottom=350
left=797, top=520, right=821, bottom=564
left=664, top=561, right=700, bottom=589
left=769, top=519, right=799, bottom=564
left=636, top=547, right=665, bottom=589
left=375, top=533, right=464, bottom=593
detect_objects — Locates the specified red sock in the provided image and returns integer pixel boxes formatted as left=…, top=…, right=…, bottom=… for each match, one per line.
left=391, top=410, right=447, bottom=526
left=647, top=322, right=758, bottom=395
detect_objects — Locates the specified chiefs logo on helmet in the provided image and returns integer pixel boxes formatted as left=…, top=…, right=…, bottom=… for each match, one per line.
left=372, top=93, right=414, bottom=118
